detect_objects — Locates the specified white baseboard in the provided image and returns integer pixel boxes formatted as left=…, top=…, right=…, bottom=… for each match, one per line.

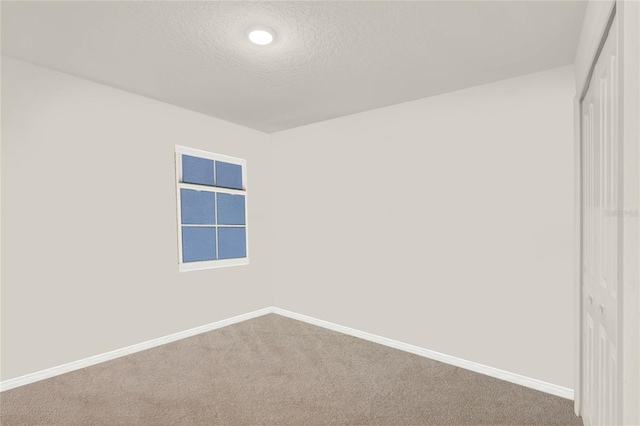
left=1, top=306, right=574, bottom=401
left=0, top=307, right=273, bottom=392
left=271, top=307, right=575, bottom=401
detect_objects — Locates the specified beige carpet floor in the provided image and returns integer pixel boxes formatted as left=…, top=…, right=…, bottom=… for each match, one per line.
left=0, top=313, right=582, bottom=425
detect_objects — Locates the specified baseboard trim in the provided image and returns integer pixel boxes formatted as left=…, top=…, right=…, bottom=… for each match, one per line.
left=0, top=307, right=273, bottom=392
left=271, top=307, right=575, bottom=400
left=1, top=306, right=574, bottom=401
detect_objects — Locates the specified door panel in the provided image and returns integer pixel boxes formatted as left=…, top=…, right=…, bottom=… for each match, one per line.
left=581, top=14, right=620, bottom=426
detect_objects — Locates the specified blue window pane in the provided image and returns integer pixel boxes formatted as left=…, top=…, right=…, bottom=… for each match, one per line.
left=215, top=161, right=242, bottom=189
left=182, top=155, right=214, bottom=186
left=182, top=226, right=217, bottom=262
left=218, top=227, right=246, bottom=259
left=181, top=189, right=216, bottom=224
left=217, top=193, right=245, bottom=225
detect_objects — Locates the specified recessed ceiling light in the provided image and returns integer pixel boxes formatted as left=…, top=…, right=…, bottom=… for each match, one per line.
left=247, top=28, right=274, bottom=46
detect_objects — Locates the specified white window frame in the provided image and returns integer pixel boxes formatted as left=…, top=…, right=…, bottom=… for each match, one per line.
left=175, top=145, right=249, bottom=272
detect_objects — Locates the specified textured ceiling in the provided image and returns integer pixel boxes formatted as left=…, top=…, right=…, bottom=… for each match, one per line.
left=1, top=1, right=586, bottom=133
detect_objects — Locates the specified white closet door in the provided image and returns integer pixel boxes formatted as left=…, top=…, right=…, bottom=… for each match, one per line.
left=581, top=14, right=621, bottom=426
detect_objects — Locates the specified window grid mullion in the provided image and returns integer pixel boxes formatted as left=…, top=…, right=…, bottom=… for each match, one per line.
left=182, top=224, right=244, bottom=228
left=215, top=192, right=219, bottom=259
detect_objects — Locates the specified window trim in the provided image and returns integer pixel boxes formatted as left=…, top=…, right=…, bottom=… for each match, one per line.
left=175, top=145, right=249, bottom=272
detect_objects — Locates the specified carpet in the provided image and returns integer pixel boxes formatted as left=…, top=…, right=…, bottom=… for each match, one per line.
left=0, top=313, right=582, bottom=425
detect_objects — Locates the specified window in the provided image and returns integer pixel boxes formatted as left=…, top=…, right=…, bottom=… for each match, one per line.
left=175, top=145, right=248, bottom=271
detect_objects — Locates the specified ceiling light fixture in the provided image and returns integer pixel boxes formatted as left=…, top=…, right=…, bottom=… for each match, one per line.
left=247, top=28, right=274, bottom=45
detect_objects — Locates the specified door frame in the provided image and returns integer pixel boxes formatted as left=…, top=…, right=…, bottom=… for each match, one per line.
left=574, top=1, right=640, bottom=423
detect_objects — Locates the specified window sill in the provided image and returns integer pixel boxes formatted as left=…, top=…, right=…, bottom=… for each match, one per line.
left=179, top=258, right=250, bottom=272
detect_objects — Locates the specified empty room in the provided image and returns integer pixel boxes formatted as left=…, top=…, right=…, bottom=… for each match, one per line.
left=1, top=1, right=639, bottom=425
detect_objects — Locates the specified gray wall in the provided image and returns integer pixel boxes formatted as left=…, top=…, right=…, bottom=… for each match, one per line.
left=270, top=66, right=575, bottom=388
left=2, top=58, right=575, bottom=391
left=1, top=57, right=272, bottom=381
